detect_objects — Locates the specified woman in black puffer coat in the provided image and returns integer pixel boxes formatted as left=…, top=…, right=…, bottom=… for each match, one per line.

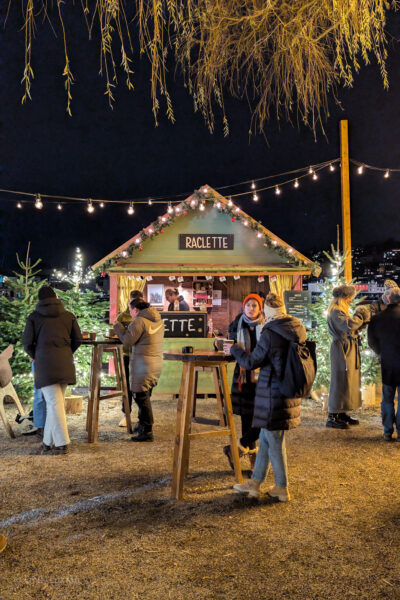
left=223, top=294, right=264, bottom=470
left=225, top=293, right=306, bottom=502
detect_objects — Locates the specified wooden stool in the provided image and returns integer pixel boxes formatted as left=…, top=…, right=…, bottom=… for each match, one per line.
left=85, top=342, right=131, bottom=443
left=164, top=350, right=243, bottom=500
left=0, top=382, right=25, bottom=439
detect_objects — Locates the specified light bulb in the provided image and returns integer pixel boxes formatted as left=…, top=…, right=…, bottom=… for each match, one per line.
left=161, top=216, right=166, bottom=222
left=168, top=203, right=173, bottom=214
left=135, top=238, right=141, bottom=245
left=294, top=179, right=299, bottom=188
left=175, top=205, right=181, bottom=213
left=312, top=172, right=318, bottom=180
left=228, top=197, right=233, bottom=207
left=199, top=202, right=205, bottom=211
left=35, top=194, right=43, bottom=209
left=148, top=198, right=153, bottom=205
left=251, top=181, right=256, bottom=190
left=243, top=220, right=248, bottom=226
left=384, top=170, right=390, bottom=178
left=235, top=206, right=240, bottom=213
left=57, top=203, right=62, bottom=210
left=17, top=202, right=22, bottom=209
left=257, top=232, right=262, bottom=238
left=215, top=201, right=221, bottom=209
left=308, top=167, right=313, bottom=174
left=252, top=192, right=258, bottom=201
left=128, top=202, right=134, bottom=215
left=99, top=202, right=105, bottom=208
left=275, top=186, right=281, bottom=195
left=87, top=200, right=94, bottom=213
left=202, top=186, right=209, bottom=194
left=329, top=164, right=335, bottom=171
left=357, top=165, right=364, bottom=175
left=190, top=199, right=196, bottom=208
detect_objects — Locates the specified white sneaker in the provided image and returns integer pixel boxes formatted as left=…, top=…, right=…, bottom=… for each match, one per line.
left=233, top=479, right=260, bottom=499
left=267, top=485, right=290, bottom=502
left=118, top=416, right=127, bottom=427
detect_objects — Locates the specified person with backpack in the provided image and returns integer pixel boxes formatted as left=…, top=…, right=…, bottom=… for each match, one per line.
left=223, top=292, right=308, bottom=502
left=326, top=285, right=370, bottom=430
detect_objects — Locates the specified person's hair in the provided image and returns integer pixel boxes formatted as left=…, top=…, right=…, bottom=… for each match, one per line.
left=130, top=297, right=150, bottom=310
left=264, top=292, right=284, bottom=308
left=165, top=288, right=178, bottom=298
left=130, top=289, right=144, bottom=301
left=328, top=297, right=351, bottom=315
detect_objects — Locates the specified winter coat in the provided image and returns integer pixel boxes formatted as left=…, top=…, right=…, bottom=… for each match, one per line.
left=114, top=307, right=164, bottom=392
left=117, top=308, right=132, bottom=356
left=230, top=316, right=306, bottom=430
left=368, top=303, right=400, bottom=386
left=327, top=308, right=365, bottom=412
left=228, top=313, right=257, bottom=418
left=167, top=296, right=190, bottom=311
left=23, top=298, right=82, bottom=389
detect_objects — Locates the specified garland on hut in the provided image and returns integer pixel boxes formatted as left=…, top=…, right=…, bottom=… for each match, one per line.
left=96, top=188, right=318, bottom=275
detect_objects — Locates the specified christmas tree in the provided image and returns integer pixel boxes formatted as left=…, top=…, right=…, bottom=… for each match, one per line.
left=0, top=245, right=43, bottom=398
left=308, top=245, right=380, bottom=396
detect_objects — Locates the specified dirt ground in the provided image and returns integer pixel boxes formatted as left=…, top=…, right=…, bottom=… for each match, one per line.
left=0, top=395, right=399, bottom=600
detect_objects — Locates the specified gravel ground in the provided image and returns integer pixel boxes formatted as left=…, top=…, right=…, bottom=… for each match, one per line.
left=0, top=396, right=399, bottom=600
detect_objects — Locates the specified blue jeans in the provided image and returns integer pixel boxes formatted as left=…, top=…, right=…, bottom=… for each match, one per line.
left=252, top=428, right=288, bottom=487
left=32, top=364, right=46, bottom=428
left=381, top=384, right=400, bottom=436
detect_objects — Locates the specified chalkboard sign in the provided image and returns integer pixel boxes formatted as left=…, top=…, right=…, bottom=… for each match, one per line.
left=160, top=312, right=207, bottom=338
left=284, top=290, right=312, bottom=328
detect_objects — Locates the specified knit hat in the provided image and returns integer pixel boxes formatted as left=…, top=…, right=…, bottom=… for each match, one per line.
left=242, top=293, right=263, bottom=310
left=38, top=286, right=57, bottom=300
left=332, top=284, right=356, bottom=299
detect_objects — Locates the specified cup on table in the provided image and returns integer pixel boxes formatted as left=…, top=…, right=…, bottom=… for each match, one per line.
left=215, top=338, right=234, bottom=351
left=89, top=332, right=96, bottom=341
left=82, top=330, right=89, bottom=339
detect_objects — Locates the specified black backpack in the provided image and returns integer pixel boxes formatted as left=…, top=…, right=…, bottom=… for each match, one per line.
left=279, top=340, right=317, bottom=398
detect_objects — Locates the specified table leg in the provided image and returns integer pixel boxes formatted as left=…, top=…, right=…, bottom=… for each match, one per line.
left=219, top=364, right=243, bottom=484
left=172, top=362, right=195, bottom=500
left=212, top=367, right=227, bottom=426
left=86, top=345, right=97, bottom=439
left=91, top=346, right=103, bottom=444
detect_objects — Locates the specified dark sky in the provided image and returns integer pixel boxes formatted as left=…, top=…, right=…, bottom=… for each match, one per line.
left=1, top=7, right=400, bottom=271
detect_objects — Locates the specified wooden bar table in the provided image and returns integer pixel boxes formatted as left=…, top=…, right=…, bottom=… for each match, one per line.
left=81, top=339, right=131, bottom=443
left=163, top=349, right=243, bottom=500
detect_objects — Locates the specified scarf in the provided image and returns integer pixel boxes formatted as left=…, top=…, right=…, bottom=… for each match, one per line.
left=263, top=304, right=286, bottom=323
left=236, top=313, right=265, bottom=389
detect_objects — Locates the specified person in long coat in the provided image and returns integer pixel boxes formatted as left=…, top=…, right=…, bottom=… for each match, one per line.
left=224, top=293, right=306, bottom=502
left=326, top=284, right=370, bottom=429
left=368, top=287, right=400, bottom=441
left=223, top=293, right=264, bottom=471
left=113, top=297, right=164, bottom=442
left=23, top=286, right=81, bottom=454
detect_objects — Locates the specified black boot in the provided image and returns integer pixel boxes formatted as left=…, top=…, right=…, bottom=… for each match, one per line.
left=326, top=413, right=349, bottom=429
left=338, top=413, right=359, bottom=425
left=131, top=424, right=154, bottom=442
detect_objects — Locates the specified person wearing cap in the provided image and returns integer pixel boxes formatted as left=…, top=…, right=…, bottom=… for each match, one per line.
left=369, top=279, right=398, bottom=318
left=326, top=284, right=370, bottom=429
left=368, top=286, right=400, bottom=441
left=23, top=286, right=82, bottom=454
left=222, top=293, right=265, bottom=472
left=117, top=289, right=144, bottom=428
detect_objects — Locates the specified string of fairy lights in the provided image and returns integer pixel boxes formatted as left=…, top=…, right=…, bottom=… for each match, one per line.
left=0, top=156, right=398, bottom=215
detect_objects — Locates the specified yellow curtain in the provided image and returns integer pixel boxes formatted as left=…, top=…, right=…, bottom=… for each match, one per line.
left=118, top=275, right=146, bottom=313
left=269, top=275, right=294, bottom=302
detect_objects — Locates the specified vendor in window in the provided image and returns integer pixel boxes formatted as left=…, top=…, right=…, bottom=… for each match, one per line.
left=165, top=288, right=190, bottom=311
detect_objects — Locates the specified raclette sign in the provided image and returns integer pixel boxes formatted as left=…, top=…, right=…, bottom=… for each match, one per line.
left=179, top=234, right=234, bottom=250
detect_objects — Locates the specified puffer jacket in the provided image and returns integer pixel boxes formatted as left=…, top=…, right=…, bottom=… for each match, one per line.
left=230, top=315, right=306, bottom=430
left=23, top=298, right=82, bottom=389
left=114, top=307, right=164, bottom=392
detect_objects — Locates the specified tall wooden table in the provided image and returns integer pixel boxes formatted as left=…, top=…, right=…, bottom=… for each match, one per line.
left=163, top=349, right=243, bottom=500
left=82, top=340, right=131, bottom=443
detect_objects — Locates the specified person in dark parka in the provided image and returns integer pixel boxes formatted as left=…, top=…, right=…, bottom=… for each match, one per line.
left=23, top=286, right=81, bottom=454
left=368, top=287, right=400, bottom=441
left=223, top=293, right=264, bottom=471
left=224, top=292, right=306, bottom=502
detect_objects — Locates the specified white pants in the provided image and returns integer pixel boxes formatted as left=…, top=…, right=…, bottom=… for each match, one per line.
left=41, top=384, right=70, bottom=447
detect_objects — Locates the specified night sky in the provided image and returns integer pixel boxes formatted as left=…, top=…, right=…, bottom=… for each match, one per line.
left=1, top=8, right=400, bottom=272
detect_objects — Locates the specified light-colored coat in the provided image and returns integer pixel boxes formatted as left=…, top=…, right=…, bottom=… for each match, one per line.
left=327, top=308, right=364, bottom=412
left=114, top=307, right=164, bottom=393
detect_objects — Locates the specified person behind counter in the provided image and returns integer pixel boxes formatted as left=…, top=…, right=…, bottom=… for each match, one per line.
left=113, top=296, right=165, bottom=442
left=165, top=288, right=190, bottom=311
left=117, top=289, right=144, bottom=428
left=223, top=293, right=265, bottom=473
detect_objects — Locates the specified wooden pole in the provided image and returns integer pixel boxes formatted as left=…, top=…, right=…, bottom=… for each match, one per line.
left=340, top=120, right=352, bottom=281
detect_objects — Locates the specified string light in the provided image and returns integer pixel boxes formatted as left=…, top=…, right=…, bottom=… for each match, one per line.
left=235, top=206, right=240, bottom=213
left=329, top=163, right=335, bottom=171
left=87, top=199, right=94, bottom=213
left=251, top=181, right=256, bottom=190
left=312, top=172, right=318, bottom=181
left=175, top=205, right=181, bottom=213
left=190, top=199, right=197, bottom=208
left=135, top=237, right=141, bottom=245
left=308, top=167, right=314, bottom=174
left=357, top=165, right=364, bottom=175
left=17, top=202, right=22, bottom=209
left=127, top=202, right=135, bottom=215
left=257, top=232, right=263, bottom=238
left=202, top=186, right=209, bottom=194
left=252, top=192, right=259, bottom=201
left=121, top=250, right=128, bottom=258
left=384, top=169, right=390, bottom=178
left=199, top=201, right=205, bottom=211
left=34, top=194, right=43, bottom=209
left=99, top=202, right=105, bottom=208
left=228, top=197, right=233, bottom=207
left=57, top=203, right=63, bottom=210
left=168, top=203, right=173, bottom=214
left=275, top=186, right=281, bottom=195
left=161, top=216, right=166, bottom=222
left=215, top=201, right=221, bottom=209
left=294, top=179, right=299, bottom=188
left=148, top=198, right=153, bottom=205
